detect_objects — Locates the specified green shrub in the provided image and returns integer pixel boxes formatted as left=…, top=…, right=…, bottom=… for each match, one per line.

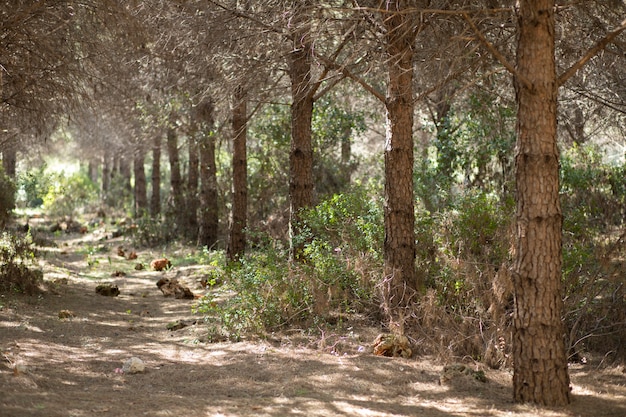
left=0, top=232, right=42, bottom=295
left=195, top=245, right=312, bottom=341
left=131, top=214, right=177, bottom=247
left=0, top=167, right=16, bottom=227
left=42, top=171, right=98, bottom=218
left=17, top=165, right=52, bottom=208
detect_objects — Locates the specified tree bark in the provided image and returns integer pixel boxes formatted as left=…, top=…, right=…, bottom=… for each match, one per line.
left=119, top=155, right=132, bottom=194
left=288, top=4, right=315, bottom=260
left=166, top=126, right=185, bottom=232
left=380, top=0, right=419, bottom=334
left=197, top=130, right=218, bottom=248
left=186, top=132, right=200, bottom=241
left=133, top=148, right=148, bottom=218
left=151, top=134, right=161, bottom=217
left=512, top=0, right=570, bottom=406
left=101, top=151, right=111, bottom=200
left=227, top=86, right=248, bottom=262
left=2, top=146, right=17, bottom=179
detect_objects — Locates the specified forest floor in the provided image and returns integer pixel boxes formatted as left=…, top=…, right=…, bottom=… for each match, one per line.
left=1, top=220, right=626, bottom=417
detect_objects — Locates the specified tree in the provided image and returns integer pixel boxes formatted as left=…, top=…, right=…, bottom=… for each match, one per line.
left=466, top=0, right=626, bottom=405
left=379, top=0, right=420, bottom=333
left=151, top=134, right=162, bottom=217
left=227, top=88, right=248, bottom=261
left=511, top=0, right=570, bottom=405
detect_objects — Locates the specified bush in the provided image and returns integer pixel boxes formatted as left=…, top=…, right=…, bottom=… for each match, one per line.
left=195, top=244, right=313, bottom=341
left=43, top=171, right=98, bottom=218
left=0, top=167, right=16, bottom=227
left=17, top=165, right=52, bottom=208
left=0, top=232, right=42, bottom=295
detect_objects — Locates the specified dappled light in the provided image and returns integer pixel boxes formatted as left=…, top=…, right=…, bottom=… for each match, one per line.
left=2, top=0, right=626, bottom=415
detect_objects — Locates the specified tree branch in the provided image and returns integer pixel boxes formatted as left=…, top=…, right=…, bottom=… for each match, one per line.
left=314, top=50, right=386, bottom=103
left=462, top=12, right=533, bottom=91
left=557, top=18, right=626, bottom=88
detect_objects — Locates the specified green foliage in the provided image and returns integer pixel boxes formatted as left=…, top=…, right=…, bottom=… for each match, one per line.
left=195, top=245, right=312, bottom=341
left=17, top=165, right=52, bottom=208
left=312, top=95, right=367, bottom=197
left=418, top=92, right=515, bottom=211
left=131, top=214, right=177, bottom=247
left=0, top=167, right=16, bottom=227
left=248, top=104, right=291, bottom=229
left=196, top=187, right=383, bottom=340
left=559, top=144, right=626, bottom=358
left=299, top=185, right=383, bottom=309
left=0, top=232, right=42, bottom=295
left=43, top=171, right=98, bottom=218
left=420, top=191, right=514, bottom=314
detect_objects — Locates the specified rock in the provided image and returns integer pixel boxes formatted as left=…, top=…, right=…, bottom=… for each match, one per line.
left=372, top=333, right=412, bottom=358
left=167, top=320, right=194, bottom=331
left=95, top=283, right=120, bottom=297
left=58, top=310, right=75, bottom=319
left=156, top=278, right=195, bottom=299
left=150, top=258, right=172, bottom=271
left=440, top=363, right=487, bottom=384
left=122, top=357, right=145, bottom=374
left=134, top=263, right=144, bottom=270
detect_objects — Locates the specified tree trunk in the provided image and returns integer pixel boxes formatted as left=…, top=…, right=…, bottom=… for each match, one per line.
left=166, top=126, right=185, bottom=232
left=88, top=159, right=98, bottom=184
left=380, top=1, right=419, bottom=334
left=512, top=0, right=570, bottom=406
left=288, top=6, right=315, bottom=260
left=119, top=155, right=132, bottom=194
left=227, top=86, right=248, bottom=262
left=186, top=133, right=200, bottom=241
left=133, top=148, right=148, bottom=218
left=151, top=135, right=161, bottom=217
left=197, top=130, right=218, bottom=248
left=102, top=151, right=111, bottom=200
left=2, top=146, right=17, bottom=179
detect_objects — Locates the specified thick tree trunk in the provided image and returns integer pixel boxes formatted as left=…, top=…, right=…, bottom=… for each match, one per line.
left=227, top=87, right=248, bottom=262
left=381, top=1, right=419, bottom=334
left=288, top=10, right=315, bottom=260
left=186, top=133, right=199, bottom=241
left=133, top=148, right=148, bottom=218
left=512, top=0, right=570, bottom=406
left=166, top=126, right=185, bottom=232
left=197, top=131, right=218, bottom=248
left=151, top=135, right=161, bottom=217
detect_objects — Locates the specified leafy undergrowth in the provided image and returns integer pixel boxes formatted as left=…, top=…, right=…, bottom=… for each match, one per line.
left=0, top=219, right=625, bottom=417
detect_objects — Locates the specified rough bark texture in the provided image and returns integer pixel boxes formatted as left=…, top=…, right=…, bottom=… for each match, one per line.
left=227, top=87, right=248, bottom=262
left=166, top=126, right=185, bottom=233
left=381, top=0, right=419, bottom=334
left=133, top=148, right=148, bottom=218
left=186, top=134, right=199, bottom=241
left=512, top=0, right=571, bottom=406
left=288, top=3, right=315, bottom=260
left=151, top=135, right=161, bottom=217
left=197, top=131, right=218, bottom=248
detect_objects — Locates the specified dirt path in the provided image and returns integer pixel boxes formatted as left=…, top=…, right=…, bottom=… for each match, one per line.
left=1, top=231, right=625, bottom=417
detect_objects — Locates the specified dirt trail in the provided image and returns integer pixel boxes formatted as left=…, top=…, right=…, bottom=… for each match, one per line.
left=1, top=231, right=626, bottom=417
